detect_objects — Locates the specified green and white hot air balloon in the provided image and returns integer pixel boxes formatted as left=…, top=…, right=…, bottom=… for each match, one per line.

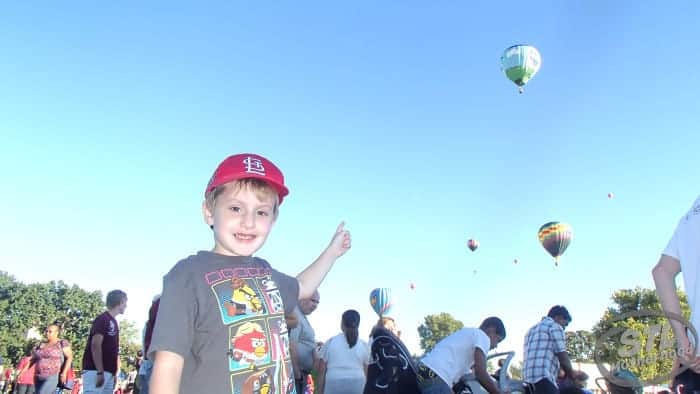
left=501, top=44, right=542, bottom=94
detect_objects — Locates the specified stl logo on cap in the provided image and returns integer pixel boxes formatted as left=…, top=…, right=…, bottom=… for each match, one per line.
left=206, top=153, right=289, bottom=203
left=242, top=156, right=266, bottom=176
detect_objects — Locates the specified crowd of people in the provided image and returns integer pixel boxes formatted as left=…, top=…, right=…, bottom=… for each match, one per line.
left=2, top=152, right=698, bottom=394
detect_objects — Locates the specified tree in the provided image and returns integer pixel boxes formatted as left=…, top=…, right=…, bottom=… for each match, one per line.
left=0, top=271, right=140, bottom=369
left=119, top=319, right=142, bottom=372
left=566, top=330, right=595, bottom=362
left=592, top=287, right=690, bottom=383
left=418, top=312, right=464, bottom=352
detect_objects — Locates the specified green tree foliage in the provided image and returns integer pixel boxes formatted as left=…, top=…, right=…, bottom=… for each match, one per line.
left=566, top=330, right=595, bottom=362
left=592, top=287, right=690, bottom=384
left=418, top=312, right=464, bottom=352
left=119, top=319, right=143, bottom=372
left=0, top=271, right=140, bottom=370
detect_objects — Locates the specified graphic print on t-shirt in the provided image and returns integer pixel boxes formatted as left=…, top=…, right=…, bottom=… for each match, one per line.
left=210, top=268, right=296, bottom=394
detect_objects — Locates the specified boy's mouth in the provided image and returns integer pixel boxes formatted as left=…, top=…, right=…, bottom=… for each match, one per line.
left=235, top=233, right=256, bottom=241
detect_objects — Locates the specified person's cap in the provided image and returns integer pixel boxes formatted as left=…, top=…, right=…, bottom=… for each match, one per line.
left=205, top=153, right=289, bottom=203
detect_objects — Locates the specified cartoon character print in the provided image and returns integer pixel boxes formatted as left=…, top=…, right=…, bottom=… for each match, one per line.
left=259, top=278, right=285, bottom=314
left=229, top=321, right=270, bottom=370
left=227, top=278, right=263, bottom=316
left=242, top=369, right=272, bottom=394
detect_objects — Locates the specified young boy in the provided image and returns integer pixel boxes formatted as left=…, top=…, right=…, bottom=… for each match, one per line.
left=416, top=317, right=507, bottom=394
left=148, top=153, right=351, bottom=394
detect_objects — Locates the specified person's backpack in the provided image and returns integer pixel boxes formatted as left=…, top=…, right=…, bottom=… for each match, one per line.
left=57, top=340, right=75, bottom=391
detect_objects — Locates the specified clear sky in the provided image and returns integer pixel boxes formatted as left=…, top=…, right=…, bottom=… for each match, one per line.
left=2, top=2, right=699, bottom=360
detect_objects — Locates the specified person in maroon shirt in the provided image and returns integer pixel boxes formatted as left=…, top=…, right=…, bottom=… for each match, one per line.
left=82, top=289, right=128, bottom=394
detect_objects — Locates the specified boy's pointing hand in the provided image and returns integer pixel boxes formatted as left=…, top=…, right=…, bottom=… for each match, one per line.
left=327, top=221, right=351, bottom=258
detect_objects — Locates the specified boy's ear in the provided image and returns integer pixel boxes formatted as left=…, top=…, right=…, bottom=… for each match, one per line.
left=202, top=201, right=214, bottom=226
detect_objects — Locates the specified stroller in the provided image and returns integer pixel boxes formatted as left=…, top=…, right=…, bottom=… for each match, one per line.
left=452, top=351, right=525, bottom=394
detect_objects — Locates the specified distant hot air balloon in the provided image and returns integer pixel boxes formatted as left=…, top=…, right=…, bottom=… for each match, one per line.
left=538, top=222, right=573, bottom=266
left=608, top=192, right=614, bottom=199
left=467, top=239, right=479, bottom=252
left=409, top=282, right=415, bottom=290
left=513, top=258, right=519, bottom=264
left=501, top=45, right=542, bottom=94
left=369, top=288, right=394, bottom=318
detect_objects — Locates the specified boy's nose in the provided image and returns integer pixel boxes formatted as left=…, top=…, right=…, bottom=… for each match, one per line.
left=241, top=211, right=255, bottom=228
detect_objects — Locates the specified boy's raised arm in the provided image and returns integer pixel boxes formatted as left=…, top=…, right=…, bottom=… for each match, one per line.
left=150, top=350, right=184, bottom=394
left=297, top=222, right=351, bottom=299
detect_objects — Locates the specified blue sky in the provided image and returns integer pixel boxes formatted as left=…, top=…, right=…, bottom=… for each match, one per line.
left=2, top=2, right=699, bottom=358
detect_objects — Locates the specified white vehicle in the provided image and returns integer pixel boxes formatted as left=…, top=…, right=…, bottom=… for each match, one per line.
left=455, top=351, right=525, bottom=394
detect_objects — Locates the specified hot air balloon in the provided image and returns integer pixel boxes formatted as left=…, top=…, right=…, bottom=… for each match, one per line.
left=608, top=192, right=614, bottom=199
left=409, top=282, right=415, bottom=290
left=467, top=239, right=479, bottom=252
left=513, top=258, right=519, bottom=264
left=369, top=288, right=394, bottom=318
left=501, top=45, right=542, bottom=94
left=538, top=222, right=573, bottom=266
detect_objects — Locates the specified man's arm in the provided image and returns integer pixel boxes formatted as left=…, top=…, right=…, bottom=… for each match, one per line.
left=91, top=334, right=105, bottom=373
left=289, top=340, right=302, bottom=381
left=90, top=334, right=106, bottom=388
left=474, top=348, right=502, bottom=394
left=652, top=255, right=700, bottom=372
left=316, top=359, right=327, bottom=394
left=150, top=350, right=184, bottom=394
left=653, top=256, right=688, bottom=348
left=556, top=351, right=575, bottom=379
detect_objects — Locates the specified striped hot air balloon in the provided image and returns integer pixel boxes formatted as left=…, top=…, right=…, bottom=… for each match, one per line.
left=537, top=221, right=573, bottom=266
left=467, top=239, right=479, bottom=252
left=369, top=288, right=394, bottom=318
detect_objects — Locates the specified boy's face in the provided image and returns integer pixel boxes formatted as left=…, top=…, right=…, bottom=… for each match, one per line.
left=203, top=183, right=277, bottom=257
left=485, top=328, right=504, bottom=350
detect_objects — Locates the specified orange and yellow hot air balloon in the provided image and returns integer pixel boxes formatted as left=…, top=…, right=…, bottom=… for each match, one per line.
left=537, top=222, right=573, bottom=266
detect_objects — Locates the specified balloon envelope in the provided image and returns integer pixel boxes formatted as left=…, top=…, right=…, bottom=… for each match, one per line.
left=537, top=221, right=573, bottom=266
left=501, top=45, right=542, bottom=92
left=369, top=288, right=394, bottom=318
left=467, top=239, right=479, bottom=252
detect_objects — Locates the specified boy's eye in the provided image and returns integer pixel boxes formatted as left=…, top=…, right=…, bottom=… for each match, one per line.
left=257, top=210, right=269, bottom=217
left=229, top=206, right=241, bottom=213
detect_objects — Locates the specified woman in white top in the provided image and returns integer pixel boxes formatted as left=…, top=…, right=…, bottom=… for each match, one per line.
left=317, top=309, right=370, bottom=394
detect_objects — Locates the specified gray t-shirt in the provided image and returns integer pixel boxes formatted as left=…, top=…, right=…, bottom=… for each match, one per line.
left=149, top=251, right=299, bottom=394
left=289, top=306, right=316, bottom=371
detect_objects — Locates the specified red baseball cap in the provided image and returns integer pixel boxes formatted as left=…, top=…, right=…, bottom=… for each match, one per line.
left=205, top=153, right=289, bottom=204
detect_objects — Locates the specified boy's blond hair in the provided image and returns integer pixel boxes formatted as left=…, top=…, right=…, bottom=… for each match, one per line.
left=205, top=178, right=280, bottom=217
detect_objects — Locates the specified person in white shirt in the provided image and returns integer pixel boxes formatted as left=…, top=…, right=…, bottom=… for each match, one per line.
left=653, top=195, right=700, bottom=391
left=317, top=309, right=370, bottom=394
left=416, top=317, right=507, bottom=394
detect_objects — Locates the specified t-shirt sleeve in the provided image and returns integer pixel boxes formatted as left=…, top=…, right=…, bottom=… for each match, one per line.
left=93, top=314, right=109, bottom=336
left=550, top=325, right=566, bottom=353
left=320, top=337, right=331, bottom=362
left=474, top=330, right=491, bottom=357
left=662, top=217, right=684, bottom=260
left=271, top=268, right=299, bottom=315
left=147, top=263, right=196, bottom=360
